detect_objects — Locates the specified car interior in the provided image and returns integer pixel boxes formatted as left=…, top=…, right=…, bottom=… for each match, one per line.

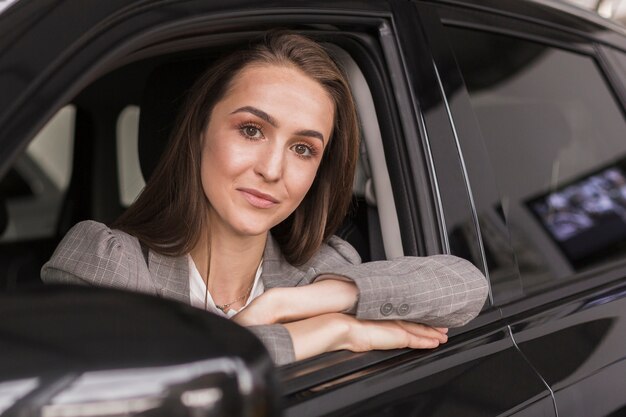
left=0, top=31, right=405, bottom=297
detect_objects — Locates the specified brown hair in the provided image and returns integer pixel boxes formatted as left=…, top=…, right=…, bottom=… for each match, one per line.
left=113, top=31, right=359, bottom=265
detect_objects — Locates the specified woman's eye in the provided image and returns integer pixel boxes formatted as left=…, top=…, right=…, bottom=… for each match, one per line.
left=292, top=144, right=313, bottom=157
left=240, top=125, right=264, bottom=139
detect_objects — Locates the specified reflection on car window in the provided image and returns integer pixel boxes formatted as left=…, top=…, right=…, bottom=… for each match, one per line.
left=0, top=105, right=75, bottom=242
left=447, top=28, right=626, bottom=296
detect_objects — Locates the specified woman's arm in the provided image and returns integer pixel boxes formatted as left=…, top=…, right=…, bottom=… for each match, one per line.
left=315, top=255, right=489, bottom=327
left=246, top=312, right=448, bottom=364
left=297, top=235, right=490, bottom=328
left=235, top=253, right=489, bottom=329
left=233, top=279, right=358, bottom=326
left=239, top=285, right=448, bottom=364
left=282, top=313, right=448, bottom=362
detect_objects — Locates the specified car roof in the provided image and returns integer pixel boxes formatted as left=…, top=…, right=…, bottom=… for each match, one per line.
left=431, top=0, right=626, bottom=39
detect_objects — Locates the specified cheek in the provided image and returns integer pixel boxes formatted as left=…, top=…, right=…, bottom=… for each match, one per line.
left=202, top=137, right=251, bottom=178
left=285, top=162, right=320, bottom=202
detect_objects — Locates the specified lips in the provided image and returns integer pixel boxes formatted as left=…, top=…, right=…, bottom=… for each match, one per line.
left=237, top=188, right=279, bottom=209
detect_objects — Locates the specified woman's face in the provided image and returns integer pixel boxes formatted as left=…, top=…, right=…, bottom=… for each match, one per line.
left=200, top=63, right=335, bottom=238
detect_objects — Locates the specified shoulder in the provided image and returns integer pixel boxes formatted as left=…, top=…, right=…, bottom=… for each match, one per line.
left=60, top=220, right=140, bottom=256
left=303, top=235, right=362, bottom=270
left=41, top=220, right=144, bottom=287
left=261, top=233, right=361, bottom=288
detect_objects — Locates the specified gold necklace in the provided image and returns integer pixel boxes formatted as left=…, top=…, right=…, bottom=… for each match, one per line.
left=214, top=284, right=253, bottom=312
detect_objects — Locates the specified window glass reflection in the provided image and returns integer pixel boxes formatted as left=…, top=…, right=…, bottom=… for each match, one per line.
left=447, top=27, right=626, bottom=295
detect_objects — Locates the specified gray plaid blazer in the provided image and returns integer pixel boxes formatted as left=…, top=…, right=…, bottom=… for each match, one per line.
left=41, top=220, right=489, bottom=365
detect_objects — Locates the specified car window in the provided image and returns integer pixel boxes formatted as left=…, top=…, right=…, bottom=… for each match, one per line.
left=446, top=27, right=626, bottom=297
left=0, top=105, right=75, bottom=242
left=117, top=105, right=145, bottom=207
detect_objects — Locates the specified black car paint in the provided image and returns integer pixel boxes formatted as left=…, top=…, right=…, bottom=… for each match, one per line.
left=1, top=0, right=625, bottom=416
left=0, top=286, right=280, bottom=416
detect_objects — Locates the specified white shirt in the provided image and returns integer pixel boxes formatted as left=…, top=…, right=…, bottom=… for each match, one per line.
left=188, top=255, right=264, bottom=319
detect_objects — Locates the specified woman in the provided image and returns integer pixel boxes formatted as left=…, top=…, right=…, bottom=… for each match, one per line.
left=41, top=31, right=489, bottom=365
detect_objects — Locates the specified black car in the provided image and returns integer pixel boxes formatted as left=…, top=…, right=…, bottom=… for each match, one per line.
left=1, top=0, right=626, bottom=416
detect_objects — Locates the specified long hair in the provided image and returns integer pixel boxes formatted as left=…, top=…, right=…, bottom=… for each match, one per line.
left=113, top=31, right=359, bottom=265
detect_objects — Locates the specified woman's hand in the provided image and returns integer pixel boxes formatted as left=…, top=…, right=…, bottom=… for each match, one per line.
left=233, top=277, right=358, bottom=326
left=282, top=313, right=448, bottom=361
left=346, top=318, right=448, bottom=352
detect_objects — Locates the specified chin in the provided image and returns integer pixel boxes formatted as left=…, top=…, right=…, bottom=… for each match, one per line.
left=229, top=220, right=274, bottom=238
left=226, top=209, right=290, bottom=237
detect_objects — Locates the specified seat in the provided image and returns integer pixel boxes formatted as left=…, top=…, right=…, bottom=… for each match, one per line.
left=138, top=59, right=210, bottom=182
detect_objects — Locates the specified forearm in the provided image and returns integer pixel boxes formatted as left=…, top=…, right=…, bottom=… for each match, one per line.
left=269, top=278, right=357, bottom=323
left=233, top=280, right=357, bottom=331
left=283, top=313, right=352, bottom=361
left=317, top=255, right=489, bottom=327
left=280, top=313, right=449, bottom=362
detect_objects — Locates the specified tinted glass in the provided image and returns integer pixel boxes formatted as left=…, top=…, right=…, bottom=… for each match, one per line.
left=447, top=28, right=626, bottom=295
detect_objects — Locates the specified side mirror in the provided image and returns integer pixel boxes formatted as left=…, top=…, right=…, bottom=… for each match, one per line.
left=0, top=286, right=281, bottom=416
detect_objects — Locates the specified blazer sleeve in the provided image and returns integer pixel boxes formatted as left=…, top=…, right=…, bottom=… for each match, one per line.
left=40, top=220, right=155, bottom=295
left=247, top=324, right=296, bottom=366
left=312, top=235, right=489, bottom=328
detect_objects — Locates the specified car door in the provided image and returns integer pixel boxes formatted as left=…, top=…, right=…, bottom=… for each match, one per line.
left=423, top=2, right=626, bottom=416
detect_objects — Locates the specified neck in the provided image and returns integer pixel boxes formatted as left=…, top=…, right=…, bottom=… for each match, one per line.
left=190, top=223, right=267, bottom=306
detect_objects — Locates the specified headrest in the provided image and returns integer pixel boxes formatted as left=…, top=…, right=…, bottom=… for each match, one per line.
left=138, top=60, right=209, bottom=181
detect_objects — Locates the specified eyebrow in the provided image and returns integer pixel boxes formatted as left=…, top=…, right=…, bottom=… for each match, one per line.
left=231, top=106, right=278, bottom=127
left=231, top=106, right=325, bottom=144
left=294, top=129, right=324, bottom=143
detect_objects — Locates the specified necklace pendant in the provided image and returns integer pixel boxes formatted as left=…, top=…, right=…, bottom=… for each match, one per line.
left=212, top=284, right=253, bottom=314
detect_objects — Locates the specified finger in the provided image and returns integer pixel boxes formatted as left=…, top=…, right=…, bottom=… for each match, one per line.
left=377, top=322, right=441, bottom=349
left=395, top=321, right=448, bottom=343
left=352, top=320, right=441, bottom=351
left=396, top=321, right=447, bottom=339
left=405, top=332, right=441, bottom=349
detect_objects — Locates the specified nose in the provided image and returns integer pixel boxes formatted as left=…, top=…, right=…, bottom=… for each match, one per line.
left=254, top=143, right=284, bottom=182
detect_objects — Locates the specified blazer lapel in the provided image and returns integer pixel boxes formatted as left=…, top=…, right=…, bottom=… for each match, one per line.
left=261, top=234, right=309, bottom=289
left=148, top=249, right=190, bottom=304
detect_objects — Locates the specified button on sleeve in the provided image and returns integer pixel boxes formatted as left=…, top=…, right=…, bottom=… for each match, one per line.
left=380, top=302, right=394, bottom=316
